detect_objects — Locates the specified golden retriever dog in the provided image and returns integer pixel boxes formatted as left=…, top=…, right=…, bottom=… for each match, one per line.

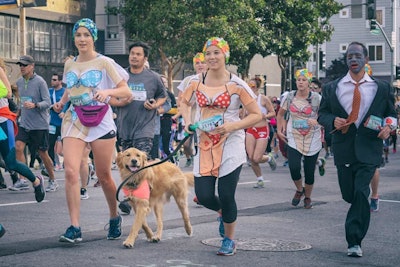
left=116, top=147, right=194, bottom=248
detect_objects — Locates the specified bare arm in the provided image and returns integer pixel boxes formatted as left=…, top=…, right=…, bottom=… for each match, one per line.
left=0, top=68, right=12, bottom=99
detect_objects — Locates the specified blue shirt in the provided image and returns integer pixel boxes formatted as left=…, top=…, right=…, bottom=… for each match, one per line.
left=49, top=87, right=66, bottom=127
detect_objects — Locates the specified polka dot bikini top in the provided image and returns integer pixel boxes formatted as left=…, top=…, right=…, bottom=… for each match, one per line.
left=195, top=88, right=231, bottom=109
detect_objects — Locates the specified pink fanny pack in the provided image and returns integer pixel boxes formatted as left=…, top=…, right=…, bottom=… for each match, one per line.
left=74, top=105, right=109, bottom=127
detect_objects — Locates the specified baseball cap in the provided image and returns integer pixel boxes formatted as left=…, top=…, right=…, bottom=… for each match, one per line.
left=17, top=55, right=35, bottom=65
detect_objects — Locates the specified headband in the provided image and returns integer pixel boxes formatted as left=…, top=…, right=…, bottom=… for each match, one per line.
left=295, top=68, right=313, bottom=82
left=73, top=18, right=98, bottom=42
left=202, top=37, right=230, bottom=63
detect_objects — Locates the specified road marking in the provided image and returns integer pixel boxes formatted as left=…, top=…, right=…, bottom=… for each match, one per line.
left=239, top=180, right=271, bottom=185
left=0, top=200, right=49, bottom=207
left=380, top=199, right=400, bottom=203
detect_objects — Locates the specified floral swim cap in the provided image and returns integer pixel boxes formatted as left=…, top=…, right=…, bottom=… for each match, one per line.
left=193, top=52, right=205, bottom=67
left=73, top=18, right=98, bottom=42
left=202, top=37, right=230, bottom=63
left=295, top=68, right=313, bottom=82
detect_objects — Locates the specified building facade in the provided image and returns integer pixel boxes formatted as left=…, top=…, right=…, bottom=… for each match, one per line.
left=0, top=0, right=96, bottom=84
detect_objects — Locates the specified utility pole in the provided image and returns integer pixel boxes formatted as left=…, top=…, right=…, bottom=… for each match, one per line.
left=19, top=5, right=26, bottom=55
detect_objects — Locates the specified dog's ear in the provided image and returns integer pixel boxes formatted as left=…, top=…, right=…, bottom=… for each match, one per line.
left=140, top=151, right=148, bottom=167
left=116, top=152, right=124, bottom=170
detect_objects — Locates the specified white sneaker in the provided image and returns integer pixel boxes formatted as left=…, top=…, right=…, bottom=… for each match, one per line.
left=45, top=180, right=59, bottom=192
left=80, top=188, right=89, bottom=200
left=253, top=180, right=264, bottom=188
left=9, top=179, right=30, bottom=191
left=347, top=245, right=362, bottom=257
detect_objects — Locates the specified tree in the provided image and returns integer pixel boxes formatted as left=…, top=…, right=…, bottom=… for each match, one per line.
left=260, top=0, right=342, bottom=92
left=108, top=0, right=267, bottom=89
left=325, top=55, right=348, bottom=82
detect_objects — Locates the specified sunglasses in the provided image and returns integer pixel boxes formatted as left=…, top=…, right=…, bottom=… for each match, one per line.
left=310, top=85, right=320, bottom=90
left=18, top=64, right=28, bottom=67
left=51, top=79, right=58, bottom=81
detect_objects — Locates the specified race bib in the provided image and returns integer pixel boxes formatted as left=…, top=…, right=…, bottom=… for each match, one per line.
left=49, top=125, right=56, bottom=135
left=292, top=119, right=309, bottom=129
left=70, top=93, right=92, bottom=106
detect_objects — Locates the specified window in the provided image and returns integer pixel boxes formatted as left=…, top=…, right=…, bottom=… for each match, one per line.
left=340, top=8, right=350, bottom=18
left=339, top=43, right=348, bottom=53
left=107, top=0, right=120, bottom=39
left=367, top=44, right=384, bottom=63
left=351, top=0, right=362, bottom=19
left=34, top=31, right=50, bottom=52
left=376, top=7, right=385, bottom=26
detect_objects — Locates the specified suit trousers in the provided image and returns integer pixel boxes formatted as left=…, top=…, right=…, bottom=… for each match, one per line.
left=336, top=162, right=376, bottom=247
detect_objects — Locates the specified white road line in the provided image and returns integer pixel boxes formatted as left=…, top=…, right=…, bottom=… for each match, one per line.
left=0, top=200, right=49, bottom=207
left=239, top=180, right=271, bottom=185
left=380, top=199, right=400, bottom=203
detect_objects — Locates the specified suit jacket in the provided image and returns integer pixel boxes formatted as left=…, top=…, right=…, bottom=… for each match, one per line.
left=318, top=76, right=397, bottom=166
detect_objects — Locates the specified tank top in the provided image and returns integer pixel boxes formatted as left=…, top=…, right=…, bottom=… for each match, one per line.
left=257, top=94, right=267, bottom=115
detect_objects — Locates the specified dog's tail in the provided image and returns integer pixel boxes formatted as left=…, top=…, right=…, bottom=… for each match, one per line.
left=183, top=172, right=194, bottom=187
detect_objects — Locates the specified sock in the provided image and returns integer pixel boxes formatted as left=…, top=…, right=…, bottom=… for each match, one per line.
left=257, top=176, right=264, bottom=181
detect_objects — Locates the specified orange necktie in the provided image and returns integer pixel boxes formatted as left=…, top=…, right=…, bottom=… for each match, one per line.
left=342, top=81, right=365, bottom=133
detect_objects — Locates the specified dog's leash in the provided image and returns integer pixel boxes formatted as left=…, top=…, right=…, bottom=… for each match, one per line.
left=115, top=130, right=195, bottom=202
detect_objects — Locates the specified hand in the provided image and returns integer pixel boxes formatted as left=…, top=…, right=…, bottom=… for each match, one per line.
left=307, top=118, right=319, bottom=127
left=333, top=117, right=348, bottom=131
left=377, top=125, right=392, bottom=140
left=93, top=91, right=109, bottom=103
left=53, top=102, right=64, bottom=113
left=144, top=99, right=157, bottom=110
left=23, top=101, right=36, bottom=109
left=276, top=128, right=288, bottom=144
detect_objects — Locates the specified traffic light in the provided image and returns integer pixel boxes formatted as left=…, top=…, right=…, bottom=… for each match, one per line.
left=367, top=0, right=376, bottom=20
left=319, top=50, right=326, bottom=70
left=396, top=66, right=400, bottom=80
left=370, top=19, right=378, bottom=31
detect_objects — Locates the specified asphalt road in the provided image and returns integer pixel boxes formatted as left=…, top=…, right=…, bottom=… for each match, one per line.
left=1, top=148, right=400, bottom=267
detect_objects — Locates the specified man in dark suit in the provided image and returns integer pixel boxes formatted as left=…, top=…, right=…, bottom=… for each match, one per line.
left=318, top=42, right=397, bottom=257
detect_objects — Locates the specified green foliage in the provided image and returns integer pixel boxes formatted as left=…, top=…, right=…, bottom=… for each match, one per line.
left=108, top=0, right=341, bottom=85
left=325, top=55, right=348, bottom=82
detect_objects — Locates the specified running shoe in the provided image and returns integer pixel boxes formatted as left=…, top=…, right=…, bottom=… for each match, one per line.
left=0, top=224, right=5, bottom=238
left=304, top=197, right=313, bottom=209
left=267, top=153, right=277, bottom=171
left=106, top=215, right=122, bottom=240
left=59, top=225, right=82, bottom=243
left=347, top=245, right=362, bottom=257
left=291, top=188, right=304, bottom=206
left=253, top=180, right=264, bottom=188
left=318, top=157, right=326, bottom=176
left=80, top=188, right=89, bottom=200
left=34, top=175, right=46, bottom=202
left=45, top=180, right=59, bottom=192
left=9, top=179, right=29, bottom=191
left=217, top=237, right=236, bottom=256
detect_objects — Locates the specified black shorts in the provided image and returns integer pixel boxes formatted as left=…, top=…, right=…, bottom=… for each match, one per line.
left=16, top=126, right=49, bottom=151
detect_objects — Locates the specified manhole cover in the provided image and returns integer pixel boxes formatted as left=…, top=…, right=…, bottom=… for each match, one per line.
left=201, top=238, right=312, bottom=252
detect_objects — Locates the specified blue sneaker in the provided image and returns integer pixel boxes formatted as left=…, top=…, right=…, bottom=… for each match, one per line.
left=217, top=237, right=236, bottom=256
left=0, top=223, right=5, bottom=238
left=370, top=198, right=379, bottom=212
left=217, top=216, right=224, bottom=238
left=106, top=215, right=122, bottom=240
left=59, top=225, right=82, bottom=243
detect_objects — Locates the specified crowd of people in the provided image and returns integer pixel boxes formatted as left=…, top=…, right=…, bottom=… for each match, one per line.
left=0, top=18, right=399, bottom=259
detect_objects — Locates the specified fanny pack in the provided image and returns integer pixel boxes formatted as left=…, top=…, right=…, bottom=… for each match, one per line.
left=74, top=104, right=109, bottom=127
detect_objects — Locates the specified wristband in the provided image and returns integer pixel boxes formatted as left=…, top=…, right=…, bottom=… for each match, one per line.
left=105, top=96, right=111, bottom=104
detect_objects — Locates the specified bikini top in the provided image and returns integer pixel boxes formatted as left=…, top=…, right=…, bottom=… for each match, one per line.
left=195, top=72, right=232, bottom=109
left=66, top=70, right=102, bottom=89
left=289, top=102, right=313, bottom=115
